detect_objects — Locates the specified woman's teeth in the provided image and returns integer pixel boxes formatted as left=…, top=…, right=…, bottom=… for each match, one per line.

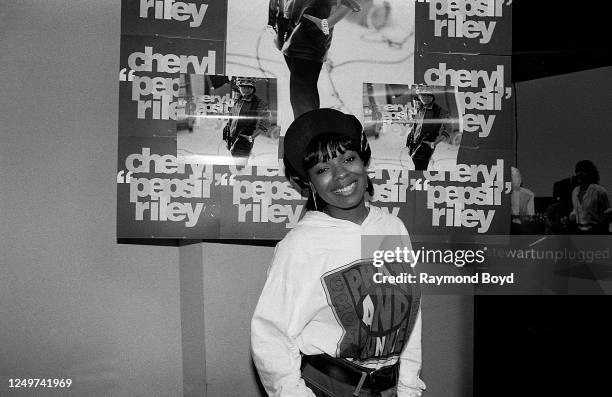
left=333, top=181, right=356, bottom=194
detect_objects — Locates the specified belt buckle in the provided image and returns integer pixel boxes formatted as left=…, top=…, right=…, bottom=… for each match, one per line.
left=371, top=364, right=397, bottom=389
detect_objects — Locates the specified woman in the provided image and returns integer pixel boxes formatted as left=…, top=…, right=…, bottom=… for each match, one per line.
left=251, top=109, right=425, bottom=396
left=223, top=77, right=271, bottom=159
left=570, top=160, right=611, bottom=234
left=405, top=85, right=450, bottom=171
left=269, top=0, right=363, bottom=118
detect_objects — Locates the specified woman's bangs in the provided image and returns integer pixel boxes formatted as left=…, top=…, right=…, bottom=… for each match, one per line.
left=303, top=134, right=358, bottom=170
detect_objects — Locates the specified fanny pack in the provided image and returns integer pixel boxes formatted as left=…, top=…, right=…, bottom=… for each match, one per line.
left=302, top=354, right=398, bottom=395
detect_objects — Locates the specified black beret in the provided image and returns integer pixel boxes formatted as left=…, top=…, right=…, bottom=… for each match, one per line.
left=283, top=108, right=363, bottom=179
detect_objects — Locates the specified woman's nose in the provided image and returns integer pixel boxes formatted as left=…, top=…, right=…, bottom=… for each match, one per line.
left=331, top=163, right=348, bottom=179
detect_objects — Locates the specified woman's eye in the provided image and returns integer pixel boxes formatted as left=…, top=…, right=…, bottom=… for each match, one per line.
left=345, top=156, right=355, bottom=163
left=316, top=167, right=328, bottom=174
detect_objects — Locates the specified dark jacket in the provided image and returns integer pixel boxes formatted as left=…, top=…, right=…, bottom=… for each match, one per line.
left=227, top=94, right=270, bottom=139
left=406, top=102, right=450, bottom=161
left=268, top=0, right=338, bottom=62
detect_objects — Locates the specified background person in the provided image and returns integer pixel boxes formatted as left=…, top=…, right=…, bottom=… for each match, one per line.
left=268, top=0, right=364, bottom=118
left=544, top=177, right=574, bottom=234
left=405, top=85, right=450, bottom=171
left=510, top=167, right=536, bottom=234
left=569, top=160, right=611, bottom=233
left=223, top=77, right=271, bottom=159
left=251, top=108, right=424, bottom=397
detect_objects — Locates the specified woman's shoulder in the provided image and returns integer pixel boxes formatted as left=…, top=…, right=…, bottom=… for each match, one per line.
left=590, top=184, right=609, bottom=195
left=367, top=205, right=409, bottom=233
left=276, top=211, right=331, bottom=248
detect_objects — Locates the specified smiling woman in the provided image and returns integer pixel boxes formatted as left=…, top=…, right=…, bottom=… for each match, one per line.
left=251, top=109, right=424, bottom=397
left=282, top=108, right=373, bottom=221
left=308, top=148, right=368, bottom=222
left=304, top=133, right=371, bottom=223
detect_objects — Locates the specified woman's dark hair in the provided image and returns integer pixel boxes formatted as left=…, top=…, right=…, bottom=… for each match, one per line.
left=575, top=160, right=600, bottom=184
left=284, top=132, right=374, bottom=211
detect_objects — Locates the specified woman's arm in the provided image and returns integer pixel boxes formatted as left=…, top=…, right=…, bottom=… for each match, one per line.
left=251, top=243, right=316, bottom=397
left=596, top=187, right=611, bottom=229
left=252, top=99, right=271, bottom=139
left=302, top=0, right=365, bottom=32
left=569, top=187, right=578, bottom=223
left=395, top=222, right=426, bottom=397
left=397, top=308, right=426, bottom=397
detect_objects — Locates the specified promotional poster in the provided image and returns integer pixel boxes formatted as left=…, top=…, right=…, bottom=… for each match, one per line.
left=6, top=1, right=612, bottom=397
left=116, top=0, right=515, bottom=239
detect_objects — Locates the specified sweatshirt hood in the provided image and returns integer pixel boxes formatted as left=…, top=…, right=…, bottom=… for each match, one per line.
left=296, top=205, right=384, bottom=229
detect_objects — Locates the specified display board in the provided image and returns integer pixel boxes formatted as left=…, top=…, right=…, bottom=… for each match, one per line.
left=117, top=0, right=514, bottom=240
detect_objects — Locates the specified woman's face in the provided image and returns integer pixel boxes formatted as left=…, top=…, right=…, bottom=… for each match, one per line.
left=238, top=85, right=254, bottom=97
left=574, top=167, right=590, bottom=186
left=307, top=149, right=368, bottom=220
left=418, top=93, right=434, bottom=106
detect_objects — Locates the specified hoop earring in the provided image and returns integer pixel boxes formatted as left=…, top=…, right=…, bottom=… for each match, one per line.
left=310, top=184, right=319, bottom=212
left=365, top=174, right=372, bottom=196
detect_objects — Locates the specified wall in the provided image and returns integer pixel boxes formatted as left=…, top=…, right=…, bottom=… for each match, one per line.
left=1, top=1, right=183, bottom=396
left=516, top=66, right=612, bottom=197
left=1, top=1, right=472, bottom=396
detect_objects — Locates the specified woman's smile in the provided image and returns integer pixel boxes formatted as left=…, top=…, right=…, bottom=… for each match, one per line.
left=332, top=180, right=357, bottom=195
left=307, top=149, right=369, bottom=223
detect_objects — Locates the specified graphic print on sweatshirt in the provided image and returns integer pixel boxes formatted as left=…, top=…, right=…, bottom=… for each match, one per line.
left=321, top=259, right=420, bottom=360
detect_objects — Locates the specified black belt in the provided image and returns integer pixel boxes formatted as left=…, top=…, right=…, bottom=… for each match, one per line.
left=303, top=354, right=398, bottom=394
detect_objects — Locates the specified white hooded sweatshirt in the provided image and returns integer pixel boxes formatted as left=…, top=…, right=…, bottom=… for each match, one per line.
left=251, top=206, right=425, bottom=397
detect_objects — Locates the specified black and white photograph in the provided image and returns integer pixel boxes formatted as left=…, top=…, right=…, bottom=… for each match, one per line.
left=226, top=0, right=416, bottom=130
left=362, top=83, right=461, bottom=170
left=3, top=1, right=612, bottom=397
left=177, top=74, right=280, bottom=166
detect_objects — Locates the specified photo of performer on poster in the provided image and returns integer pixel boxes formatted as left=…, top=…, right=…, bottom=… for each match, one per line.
left=177, top=74, right=279, bottom=166
left=363, top=83, right=461, bottom=170
left=226, top=0, right=416, bottom=135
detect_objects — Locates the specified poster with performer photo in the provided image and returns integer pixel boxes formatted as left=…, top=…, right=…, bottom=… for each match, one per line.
left=225, top=0, right=417, bottom=131
left=117, top=136, right=222, bottom=239
left=176, top=74, right=280, bottom=166
left=414, top=0, right=512, bottom=56
left=414, top=52, right=513, bottom=155
left=362, top=83, right=462, bottom=171
left=118, top=35, right=226, bottom=138
left=121, top=0, right=228, bottom=40
left=117, top=0, right=516, bottom=240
